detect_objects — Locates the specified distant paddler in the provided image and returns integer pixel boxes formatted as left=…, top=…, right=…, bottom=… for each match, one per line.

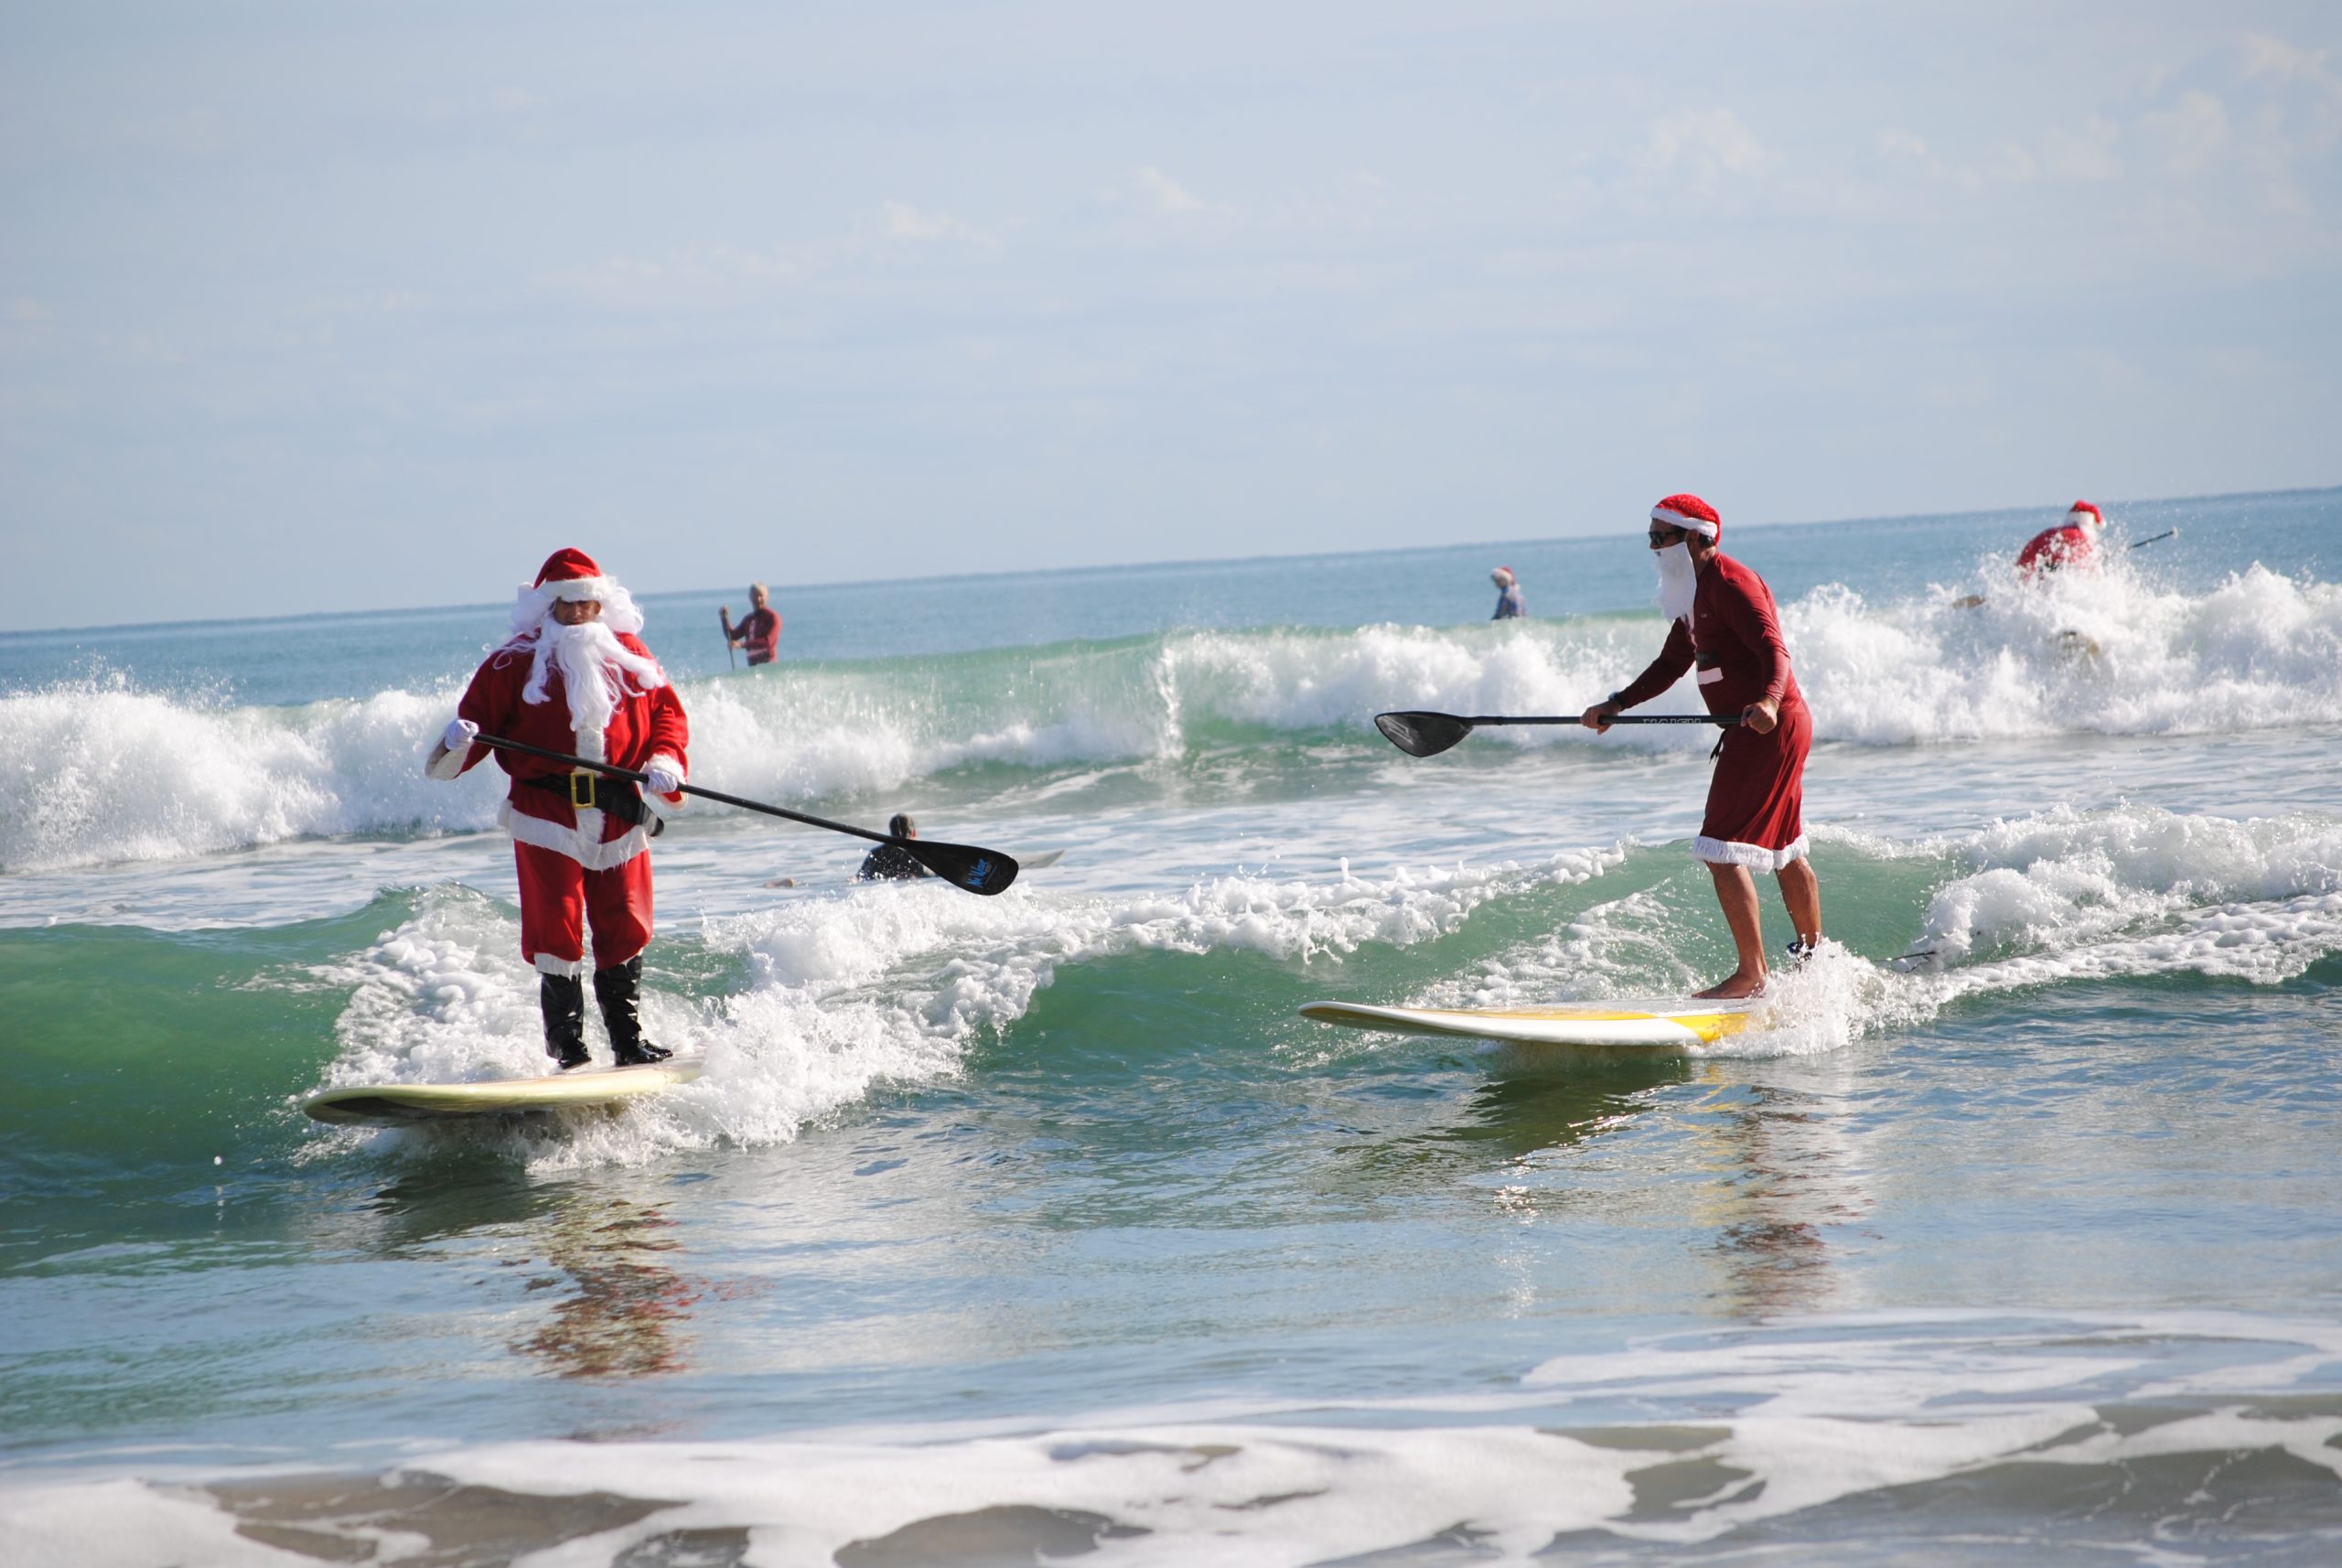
left=1581, top=494, right=1820, bottom=999
left=1954, top=500, right=2168, bottom=610
left=720, top=582, right=781, bottom=667
left=2016, top=499, right=2106, bottom=578
left=424, top=548, right=689, bottom=1071
left=1490, top=565, right=1525, bottom=619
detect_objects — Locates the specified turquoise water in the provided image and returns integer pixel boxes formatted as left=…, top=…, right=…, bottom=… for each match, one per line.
left=4, top=492, right=2341, bottom=1564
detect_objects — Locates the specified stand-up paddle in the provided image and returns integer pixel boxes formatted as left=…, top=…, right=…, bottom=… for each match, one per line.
left=472, top=734, right=1019, bottom=895
left=1374, top=709, right=1739, bottom=759
left=718, top=607, right=736, bottom=670
left=2128, top=528, right=2176, bottom=551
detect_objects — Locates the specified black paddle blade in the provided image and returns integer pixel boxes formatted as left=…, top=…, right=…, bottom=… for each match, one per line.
left=1374, top=710, right=1473, bottom=758
left=907, top=838, right=1021, bottom=896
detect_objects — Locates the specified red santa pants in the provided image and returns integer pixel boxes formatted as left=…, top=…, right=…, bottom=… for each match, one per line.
left=515, top=842, right=654, bottom=976
left=1694, top=697, right=1812, bottom=872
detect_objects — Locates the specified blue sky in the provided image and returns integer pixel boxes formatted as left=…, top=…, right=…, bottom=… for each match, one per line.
left=4, top=2, right=2338, bottom=629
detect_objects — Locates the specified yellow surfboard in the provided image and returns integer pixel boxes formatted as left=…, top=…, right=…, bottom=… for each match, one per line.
left=303, top=1057, right=704, bottom=1127
left=1299, top=999, right=1752, bottom=1049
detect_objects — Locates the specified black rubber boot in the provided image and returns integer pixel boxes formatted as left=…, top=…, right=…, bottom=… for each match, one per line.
left=594, top=956, right=671, bottom=1068
left=540, top=973, right=591, bottom=1070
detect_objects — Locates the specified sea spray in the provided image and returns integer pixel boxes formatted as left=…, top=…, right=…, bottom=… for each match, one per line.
left=8, top=565, right=2340, bottom=875
left=303, top=850, right=1634, bottom=1167
left=289, top=800, right=2342, bottom=1171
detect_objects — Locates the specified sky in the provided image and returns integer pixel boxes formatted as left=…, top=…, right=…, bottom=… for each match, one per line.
left=3, top=1, right=2339, bottom=630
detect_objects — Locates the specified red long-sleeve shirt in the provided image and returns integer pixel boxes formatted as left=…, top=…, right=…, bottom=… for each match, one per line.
left=730, top=607, right=780, bottom=664
left=1614, top=553, right=1800, bottom=717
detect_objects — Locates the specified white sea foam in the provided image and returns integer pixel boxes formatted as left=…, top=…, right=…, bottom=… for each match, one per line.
left=1790, top=560, right=2342, bottom=743
left=295, top=795, right=2342, bottom=1169
left=1408, top=802, right=2342, bottom=1061
left=1736, top=804, right=2342, bottom=1052
left=7, top=560, right=2336, bottom=875
left=303, top=848, right=1628, bottom=1168
left=0, top=678, right=479, bottom=874
left=13, top=1310, right=2341, bottom=1567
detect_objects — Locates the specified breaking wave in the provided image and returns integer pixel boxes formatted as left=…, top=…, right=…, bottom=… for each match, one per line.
left=5, top=557, right=2337, bottom=874
left=296, top=800, right=2339, bottom=1170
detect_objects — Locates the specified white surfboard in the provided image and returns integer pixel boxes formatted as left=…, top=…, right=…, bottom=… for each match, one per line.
left=1299, top=998, right=1754, bottom=1049
left=303, top=1057, right=704, bottom=1126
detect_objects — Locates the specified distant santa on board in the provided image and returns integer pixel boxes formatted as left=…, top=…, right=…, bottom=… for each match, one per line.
left=2016, top=500, right=2105, bottom=577
left=424, top=547, right=690, bottom=1071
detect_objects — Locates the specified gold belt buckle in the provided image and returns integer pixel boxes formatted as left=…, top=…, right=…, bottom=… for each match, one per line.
left=569, top=771, right=596, bottom=810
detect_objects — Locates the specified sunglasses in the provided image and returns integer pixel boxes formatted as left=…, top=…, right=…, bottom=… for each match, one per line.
left=1647, top=526, right=1691, bottom=548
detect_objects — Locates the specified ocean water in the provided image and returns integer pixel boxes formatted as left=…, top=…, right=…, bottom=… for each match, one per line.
left=4, top=491, right=2340, bottom=1566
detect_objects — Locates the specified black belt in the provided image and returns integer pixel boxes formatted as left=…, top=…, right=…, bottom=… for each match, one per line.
left=522, top=771, right=661, bottom=833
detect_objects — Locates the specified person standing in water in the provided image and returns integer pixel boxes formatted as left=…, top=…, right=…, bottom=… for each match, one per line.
left=1581, top=495, right=1819, bottom=999
left=426, top=548, right=690, bottom=1069
left=2016, top=500, right=2105, bottom=578
left=1490, top=565, right=1525, bottom=619
left=720, top=583, right=782, bottom=666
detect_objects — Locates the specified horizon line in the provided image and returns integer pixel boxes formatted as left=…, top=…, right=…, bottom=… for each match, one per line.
left=6, top=481, right=2333, bottom=642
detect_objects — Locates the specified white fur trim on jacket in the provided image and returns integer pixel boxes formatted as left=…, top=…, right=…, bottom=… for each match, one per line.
left=500, top=800, right=653, bottom=871
left=533, top=951, right=586, bottom=979
left=1692, top=832, right=1810, bottom=871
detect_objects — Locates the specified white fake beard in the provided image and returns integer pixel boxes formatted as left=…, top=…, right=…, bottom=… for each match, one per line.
left=524, top=619, right=667, bottom=736
left=1655, top=541, right=1698, bottom=623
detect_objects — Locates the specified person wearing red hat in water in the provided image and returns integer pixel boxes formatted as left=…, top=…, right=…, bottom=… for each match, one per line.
left=1490, top=565, right=1526, bottom=619
left=424, top=548, right=692, bottom=1070
left=2016, top=500, right=2106, bottom=578
left=1580, top=495, right=1821, bottom=999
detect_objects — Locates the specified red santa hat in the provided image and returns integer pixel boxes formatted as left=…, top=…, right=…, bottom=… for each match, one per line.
left=532, top=547, right=618, bottom=602
left=1650, top=493, right=1721, bottom=540
left=2064, top=499, right=2103, bottom=532
left=1491, top=565, right=1516, bottom=585
left=510, top=547, right=645, bottom=637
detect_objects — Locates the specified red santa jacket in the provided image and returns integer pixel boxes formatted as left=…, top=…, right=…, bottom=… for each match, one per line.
left=437, top=629, right=690, bottom=870
left=2016, top=523, right=2098, bottom=576
left=1614, top=553, right=1803, bottom=718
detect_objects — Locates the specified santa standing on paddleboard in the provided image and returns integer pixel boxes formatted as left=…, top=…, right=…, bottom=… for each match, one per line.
left=424, top=548, right=690, bottom=1069
left=1582, top=495, right=1821, bottom=999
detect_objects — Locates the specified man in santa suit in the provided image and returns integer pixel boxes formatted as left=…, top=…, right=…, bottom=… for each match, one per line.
left=2016, top=499, right=2105, bottom=577
left=1581, top=495, right=1821, bottom=999
left=424, top=548, right=691, bottom=1069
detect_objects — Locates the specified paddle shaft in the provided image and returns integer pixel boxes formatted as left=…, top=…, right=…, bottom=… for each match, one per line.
left=475, top=733, right=909, bottom=850
left=2128, top=529, right=2176, bottom=551
left=1466, top=714, right=1740, bottom=726
left=719, top=607, right=736, bottom=669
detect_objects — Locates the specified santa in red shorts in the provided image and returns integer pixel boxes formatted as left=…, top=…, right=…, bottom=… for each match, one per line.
left=1582, top=495, right=1822, bottom=999
left=425, top=548, right=690, bottom=1069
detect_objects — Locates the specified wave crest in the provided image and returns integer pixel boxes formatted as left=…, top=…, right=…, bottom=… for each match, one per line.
left=6, top=562, right=2337, bottom=873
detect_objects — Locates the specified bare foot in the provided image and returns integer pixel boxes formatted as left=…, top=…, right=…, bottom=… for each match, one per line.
left=1694, top=970, right=1767, bottom=1000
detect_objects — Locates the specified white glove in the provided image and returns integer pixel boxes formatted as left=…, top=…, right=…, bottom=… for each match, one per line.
left=441, top=717, right=479, bottom=752
left=643, top=760, right=682, bottom=797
